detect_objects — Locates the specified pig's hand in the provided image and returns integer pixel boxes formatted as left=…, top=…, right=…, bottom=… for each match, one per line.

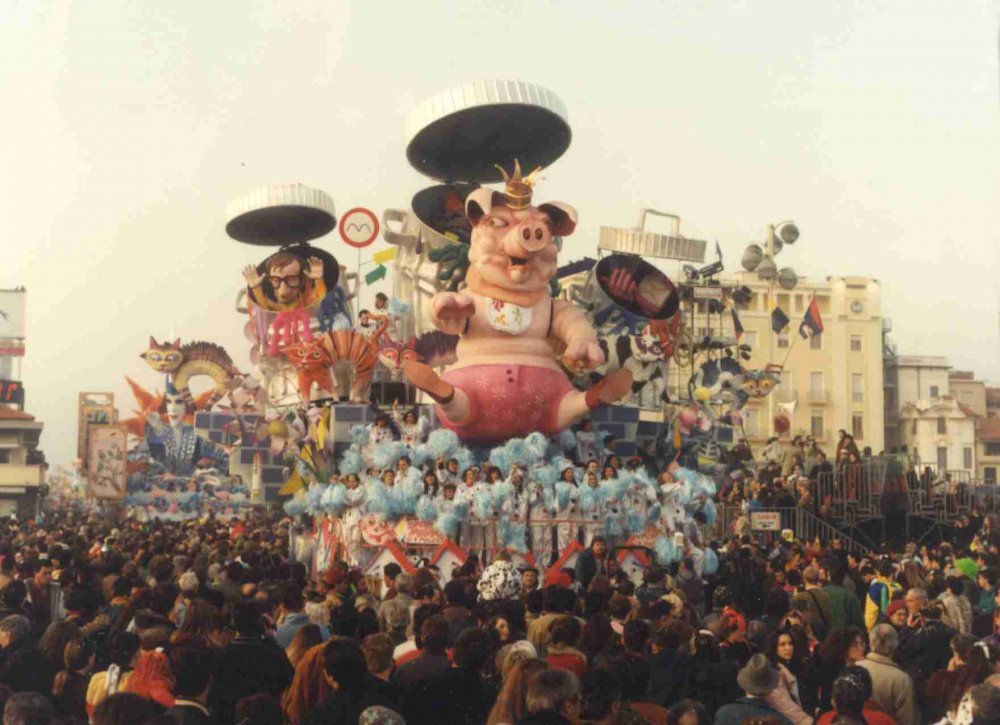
left=431, top=293, right=475, bottom=334
left=563, top=338, right=604, bottom=370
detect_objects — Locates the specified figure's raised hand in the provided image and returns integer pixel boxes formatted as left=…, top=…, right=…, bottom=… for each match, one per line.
left=242, top=265, right=263, bottom=287
left=306, top=256, right=324, bottom=280
left=432, top=292, right=475, bottom=334
left=563, top=338, right=604, bottom=369
left=604, top=267, right=638, bottom=303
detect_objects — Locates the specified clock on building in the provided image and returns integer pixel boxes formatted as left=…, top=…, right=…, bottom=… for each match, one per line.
left=850, top=300, right=864, bottom=314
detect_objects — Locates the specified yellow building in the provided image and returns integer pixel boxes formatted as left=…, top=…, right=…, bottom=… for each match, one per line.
left=977, top=417, right=1000, bottom=484
left=717, top=273, right=885, bottom=453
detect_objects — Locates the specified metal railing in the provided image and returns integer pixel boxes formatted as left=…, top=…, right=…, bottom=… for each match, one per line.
left=717, top=505, right=867, bottom=556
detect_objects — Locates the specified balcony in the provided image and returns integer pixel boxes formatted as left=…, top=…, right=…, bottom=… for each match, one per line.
left=807, top=389, right=830, bottom=404
left=0, top=464, right=43, bottom=487
left=775, top=389, right=798, bottom=404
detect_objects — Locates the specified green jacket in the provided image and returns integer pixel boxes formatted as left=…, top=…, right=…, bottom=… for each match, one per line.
left=824, top=583, right=865, bottom=630
left=976, top=587, right=996, bottom=616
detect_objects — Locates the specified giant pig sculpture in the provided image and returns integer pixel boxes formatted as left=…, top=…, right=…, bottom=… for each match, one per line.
left=404, top=162, right=632, bottom=443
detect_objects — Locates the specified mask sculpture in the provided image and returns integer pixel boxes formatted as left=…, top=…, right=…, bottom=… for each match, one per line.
left=140, top=337, right=241, bottom=409
left=403, top=162, right=633, bottom=443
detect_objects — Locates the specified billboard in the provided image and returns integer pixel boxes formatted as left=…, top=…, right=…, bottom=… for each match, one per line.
left=0, top=290, right=26, bottom=341
left=87, top=424, right=128, bottom=500
left=78, top=392, right=116, bottom=464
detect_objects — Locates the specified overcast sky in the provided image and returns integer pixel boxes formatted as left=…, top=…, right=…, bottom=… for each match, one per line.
left=2, top=1, right=998, bottom=466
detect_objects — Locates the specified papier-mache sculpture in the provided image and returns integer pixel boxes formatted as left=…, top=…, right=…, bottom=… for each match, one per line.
left=404, top=162, right=633, bottom=443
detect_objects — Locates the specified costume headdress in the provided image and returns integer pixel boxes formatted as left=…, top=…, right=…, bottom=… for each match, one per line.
left=495, top=159, right=543, bottom=209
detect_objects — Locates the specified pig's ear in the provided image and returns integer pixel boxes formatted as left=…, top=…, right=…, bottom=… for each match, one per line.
left=465, top=189, right=505, bottom=225
left=539, top=202, right=578, bottom=237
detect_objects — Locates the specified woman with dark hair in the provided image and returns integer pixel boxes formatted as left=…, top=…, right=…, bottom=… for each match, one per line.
left=765, top=628, right=813, bottom=725
left=924, top=635, right=995, bottom=722
left=810, top=627, right=866, bottom=714
left=422, top=470, right=439, bottom=498
left=485, top=615, right=512, bottom=650
left=86, top=631, right=140, bottom=717
left=38, top=620, right=82, bottom=686
left=301, top=639, right=387, bottom=724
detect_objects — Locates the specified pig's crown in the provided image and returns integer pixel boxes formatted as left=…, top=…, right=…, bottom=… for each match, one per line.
left=495, top=159, right=543, bottom=209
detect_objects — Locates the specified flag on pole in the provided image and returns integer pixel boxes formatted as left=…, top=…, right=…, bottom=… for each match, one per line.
left=799, top=295, right=825, bottom=338
left=770, top=303, right=790, bottom=334
left=731, top=308, right=744, bottom=339
left=372, top=247, right=397, bottom=265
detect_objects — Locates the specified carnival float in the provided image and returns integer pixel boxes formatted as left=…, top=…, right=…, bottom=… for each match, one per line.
left=82, top=79, right=816, bottom=583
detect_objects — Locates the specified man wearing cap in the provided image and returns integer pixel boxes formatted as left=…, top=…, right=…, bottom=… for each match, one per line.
left=713, top=654, right=793, bottom=725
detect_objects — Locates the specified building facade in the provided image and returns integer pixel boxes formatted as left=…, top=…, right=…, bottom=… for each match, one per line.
left=898, top=396, right=977, bottom=478
left=725, top=274, right=885, bottom=453
left=977, top=418, right=1000, bottom=484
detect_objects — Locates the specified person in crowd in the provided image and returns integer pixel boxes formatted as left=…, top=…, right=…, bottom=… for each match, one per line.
left=815, top=666, right=895, bottom=725
left=713, top=653, right=793, bottom=725
left=857, top=624, right=916, bottom=725
left=0, top=614, right=52, bottom=694
left=520, top=668, right=581, bottom=725
left=164, top=646, right=215, bottom=724
left=488, top=657, right=550, bottom=725
left=276, top=584, right=330, bottom=649
left=208, top=601, right=294, bottom=723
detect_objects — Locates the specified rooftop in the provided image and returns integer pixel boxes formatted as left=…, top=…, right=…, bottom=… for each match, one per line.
left=978, top=417, right=1000, bottom=442
left=896, top=355, right=950, bottom=369
left=0, top=407, right=34, bottom=421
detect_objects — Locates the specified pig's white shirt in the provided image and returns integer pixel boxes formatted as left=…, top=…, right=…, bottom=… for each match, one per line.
left=485, top=297, right=533, bottom=335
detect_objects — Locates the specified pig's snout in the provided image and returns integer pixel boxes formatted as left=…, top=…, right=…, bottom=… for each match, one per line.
left=510, top=221, right=551, bottom=254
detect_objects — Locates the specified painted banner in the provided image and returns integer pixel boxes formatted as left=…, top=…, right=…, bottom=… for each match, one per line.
left=87, top=424, right=128, bottom=500
left=78, top=392, right=116, bottom=463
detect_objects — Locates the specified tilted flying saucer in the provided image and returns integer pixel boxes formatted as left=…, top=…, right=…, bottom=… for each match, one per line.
left=225, top=183, right=337, bottom=246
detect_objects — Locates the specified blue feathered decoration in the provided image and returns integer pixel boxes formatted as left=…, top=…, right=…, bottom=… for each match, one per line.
left=409, top=445, right=433, bottom=468
left=653, top=536, right=681, bottom=565
left=702, top=498, right=718, bottom=525
left=558, top=430, right=577, bottom=451
left=416, top=495, right=438, bottom=523
left=578, top=486, right=599, bottom=513
left=491, top=481, right=514, bottom=508
left=647, top=503, right=662, bottom=524
left=703, top=547, right=719, bottom=575
left=455, top=447, right=476, bottom=473
left=625, top=510, right=645, bottom=536
left=321, top=484, right=347, bottom=513
left=525, top=432, right=549, bottom=461
left=473, top=490, right=493, bottom=519
left=338, top=448, right=363, bottom=475
left=331, top=315, right=351, bottom=330
left=501, top=438, right=531, bottom=469
left=350, top=425, right=370, bottom=446
left=426, top=429, right=460, bottom=459
left=451, top=501, right=470, bottom=522
left=388, top=298, right=411, bottom=316
left=555, top=481, right=573, bottom=510
left=694, top=472, right=718, bottom=498
left=435, top=511, right=460, bottom=537
left=373, top=440, right=408, bottom=470
left=283, top=496, right=307, bottom=517
left=305, top=483, right=327, bottom=514
left=502, top=521, right=528, bottom=553
left=533, top=464, right=560, bottom=487
left=364, top=483, right=392, bottom=517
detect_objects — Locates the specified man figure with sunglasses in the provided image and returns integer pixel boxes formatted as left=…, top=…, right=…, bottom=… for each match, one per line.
left=243, top=252, right=326, bottom=311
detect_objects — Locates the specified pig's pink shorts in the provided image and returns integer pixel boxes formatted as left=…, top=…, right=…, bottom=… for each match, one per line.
left=438, top=364, right=576, bottom=442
